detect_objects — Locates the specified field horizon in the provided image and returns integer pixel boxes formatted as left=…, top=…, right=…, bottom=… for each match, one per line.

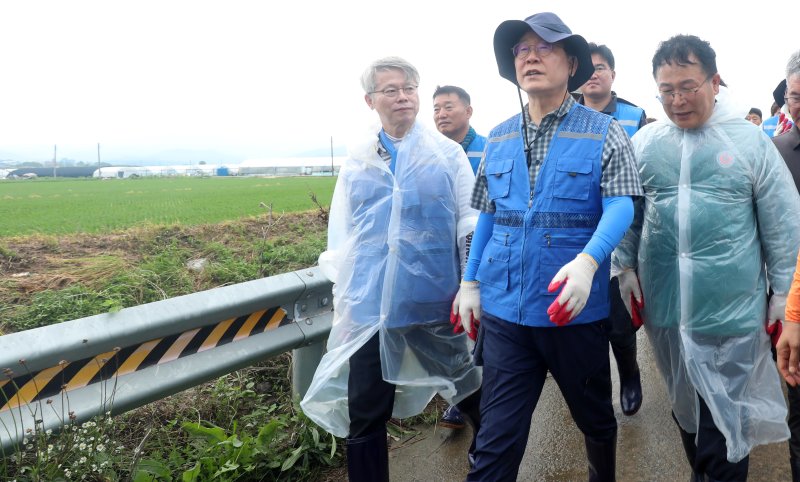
left=0, top=176, right=336, bottom=237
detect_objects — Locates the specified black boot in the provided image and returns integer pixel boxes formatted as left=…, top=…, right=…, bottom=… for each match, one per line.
left=613, top=343, right=642, bottom=416
left=346, top=429, right=389, bottom=482
left=456, top=389, right=482, bottom=468
left=586, top=434, right=616, bottom=482
left=793, top=457, right=800, bottom=482
left=675, top=421, right=702, bottom=482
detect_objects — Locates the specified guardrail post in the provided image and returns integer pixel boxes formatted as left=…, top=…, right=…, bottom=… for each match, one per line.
left=292, top=341, right=325, bottom=400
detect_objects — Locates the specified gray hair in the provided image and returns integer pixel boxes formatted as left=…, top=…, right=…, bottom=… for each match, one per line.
left=787, top=50, right=800, bottom=81
left=360, top=56, right=420, bottom=94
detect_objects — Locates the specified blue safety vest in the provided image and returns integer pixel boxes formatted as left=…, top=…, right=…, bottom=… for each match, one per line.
left=612, top=101, right=644, bottom=138
left=466, top=135, right=487, bottom=174
left=477, top=103, right=611, bottom=327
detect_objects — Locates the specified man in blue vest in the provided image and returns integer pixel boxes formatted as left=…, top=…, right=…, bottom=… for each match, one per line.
left=578, top=42, right=647, bottom=418
left=434, top=85, right=487, bottom=175
left=432, top=85, right=487, bottom=433
left=452, top=12, right=643, bottom=481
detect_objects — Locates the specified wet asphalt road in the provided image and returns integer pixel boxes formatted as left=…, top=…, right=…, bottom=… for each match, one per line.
left=388, top=330, right=792, bottom=481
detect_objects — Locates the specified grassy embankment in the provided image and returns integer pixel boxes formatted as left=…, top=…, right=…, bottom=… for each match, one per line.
left=0, top=176, right=353, bottom=481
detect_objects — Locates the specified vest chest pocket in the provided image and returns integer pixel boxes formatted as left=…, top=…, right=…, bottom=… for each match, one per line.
left=485, top=159, right=514, bottom=200
left=554, top=157, right=592, bottom=200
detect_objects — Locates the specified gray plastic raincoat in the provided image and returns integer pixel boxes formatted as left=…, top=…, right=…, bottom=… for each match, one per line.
left=613, top=91, right=800, bottom=462
left=300, top=121, right=481, bottom=438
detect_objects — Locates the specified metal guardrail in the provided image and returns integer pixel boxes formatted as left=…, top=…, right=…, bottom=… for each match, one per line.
left=0, top=266, right=333, bottom=453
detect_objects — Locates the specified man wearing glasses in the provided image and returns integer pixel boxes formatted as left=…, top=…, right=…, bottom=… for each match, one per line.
left=578, top=42, right=648, bottom=420
left=455, top=12, right=642, bottom=481
left=613, top=35, right=800, bottom=481
left=300, top=56, right=482, bottom=482
left=773, top=49, right=800, bottom=482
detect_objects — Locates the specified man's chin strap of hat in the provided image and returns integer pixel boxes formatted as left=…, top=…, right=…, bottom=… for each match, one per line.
left=517, top=85, right=570, bottom=168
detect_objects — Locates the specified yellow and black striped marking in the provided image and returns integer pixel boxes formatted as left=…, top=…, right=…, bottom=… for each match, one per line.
left=0, top=306, right=289, bottom=413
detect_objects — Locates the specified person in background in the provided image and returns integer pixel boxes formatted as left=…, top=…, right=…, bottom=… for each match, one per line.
left=578, top=41, right=647, bottom=418
left=773, top=49, right=800, bottom=482
left=613, top=35, right=800, bottom=481
left=300, top=56, right=482, bottom=482
left=455, top=12, right=642, bottom=481
left=746, top=107, right=763, bottom=125
left=432, top=84, right=486, bottom=435
left=433, top=85, right=487, bottom=175
left=763, top=101, right=782, bottom=137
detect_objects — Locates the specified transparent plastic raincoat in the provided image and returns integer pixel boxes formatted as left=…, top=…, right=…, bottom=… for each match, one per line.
left=300, top=121, right=481, bottom=438
left=613, top=91, right=800, bottom=462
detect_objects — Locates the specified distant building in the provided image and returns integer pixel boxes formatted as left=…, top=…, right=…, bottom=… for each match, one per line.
left=237, top=156, right=344, bottom=177
left=92, top=165, right=231, bottom=179
left=7, top=166, right=97, bottom=178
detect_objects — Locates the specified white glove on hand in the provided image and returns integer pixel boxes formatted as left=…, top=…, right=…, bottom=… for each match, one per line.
left=452, top=281, right=481, bottom=336
left=547, top=253, right=598, bottom=326
left=618, top=269, right=643, bottom=318
left=769, top=294, right=787, bottom=329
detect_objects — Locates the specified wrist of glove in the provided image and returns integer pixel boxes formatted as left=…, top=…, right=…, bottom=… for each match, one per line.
left=767, top=294, right=787, bottom=347
left=618, top=269, right=644, bottom=329
left=451, top=281, right=481, bottom=340
left=547, top=253, right=598, bottom=326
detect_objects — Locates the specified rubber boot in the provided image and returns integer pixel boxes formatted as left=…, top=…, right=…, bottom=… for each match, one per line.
left=346, top=429, right=389, bottom=482
left=456, top=389, right=482, bottom=468
left=675, top=422, right=703, bottom=482
left=613, top=342, right=642, bottom=416
left=586, top=434, right=616, bottom=482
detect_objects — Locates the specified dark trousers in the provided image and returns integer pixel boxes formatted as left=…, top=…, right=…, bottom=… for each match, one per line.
left=674, top=394, right=749, bottom=481
left=347, top=331, right=481, bottom=438
left=467, top=313, right=617, bottom=482
left=606, top=277, right=637, bottom=354
left=348, top=333, right=395, bottom=437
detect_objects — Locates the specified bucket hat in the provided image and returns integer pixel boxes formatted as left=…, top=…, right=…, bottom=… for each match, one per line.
left=774, top=79, right=787, bottom=108
left=493, top=12, right=593, bottom=92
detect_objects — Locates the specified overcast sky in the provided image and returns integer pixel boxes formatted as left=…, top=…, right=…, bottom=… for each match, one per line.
left=0, top=1, right=797, bottom=164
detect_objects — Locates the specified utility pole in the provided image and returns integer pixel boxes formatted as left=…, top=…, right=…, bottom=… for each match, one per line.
left=97, top=143, right=101, bottom=166
left=53, top=144, right=57, bottom=178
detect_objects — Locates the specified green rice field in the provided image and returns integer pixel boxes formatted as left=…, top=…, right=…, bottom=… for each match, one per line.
left=0, top=176, right=336, bottom=237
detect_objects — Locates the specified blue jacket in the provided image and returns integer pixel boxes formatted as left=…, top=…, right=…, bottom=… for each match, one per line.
left=612, top=101, right=645, bottom=138
left=466, top=135, right=487, bottom=174
left=477, top=104, right=612, bottom=327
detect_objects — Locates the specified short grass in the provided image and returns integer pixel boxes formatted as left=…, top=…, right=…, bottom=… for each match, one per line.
left=0, top=176, right=336, bottom=237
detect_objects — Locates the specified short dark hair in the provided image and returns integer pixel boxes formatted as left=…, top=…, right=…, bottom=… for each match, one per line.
left=588, top=42, right=615, bottom=70
left=651, top=34, right=718, bottom=79
left=748, top=107, right=762, bottom=118
left=433, top=85, right=471, bottom=105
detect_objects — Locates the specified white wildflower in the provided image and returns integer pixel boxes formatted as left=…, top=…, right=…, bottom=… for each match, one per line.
left=96, top=444, right=105, bottom=452
left=78, top=442, right=86, bottom=450
left=79, top=456, right=87, bottom=464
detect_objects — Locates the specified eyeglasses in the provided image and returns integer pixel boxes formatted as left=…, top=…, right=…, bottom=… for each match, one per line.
left=656, top=77, right=711, bottom=104
left=370, top=85, right=418, bottom=98
left=593, top=65, right=611, bottom=74
left=785, top=95, right=800, bottom=107
left=511, top=41, right=555, bottom=60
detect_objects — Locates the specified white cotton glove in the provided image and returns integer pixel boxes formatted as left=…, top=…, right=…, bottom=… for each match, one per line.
left=767, top=294, right=787, bottom=347
left=451, top=281, right=481, bottom=339
left=618, top=269, right=643, bottom=318
left=618, top=269, right=644, bottom=329
left=547, top=253, right=598, bottom=326
left=769, top=294, right=787, bottom=329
